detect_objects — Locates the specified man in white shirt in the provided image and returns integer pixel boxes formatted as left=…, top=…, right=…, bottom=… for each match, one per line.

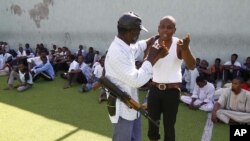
left=223, top=53, right=241, bottom=83
left=0, top=46, right=12, bottom=76
left=181, top=76, right=215, bottom=112
left=212, top=77, right=250, bottom=124
left=105, top=12, right=166, bottom=141
left=62, top=55, right=80, bottom=89
left=81, top=56, right=105, bottom=92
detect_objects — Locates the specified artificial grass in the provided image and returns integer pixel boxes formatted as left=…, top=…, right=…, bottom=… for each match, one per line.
left=0, top=76, right=229, bottom=141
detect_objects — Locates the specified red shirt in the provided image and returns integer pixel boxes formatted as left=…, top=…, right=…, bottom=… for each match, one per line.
left=241, top=83, right=250, bottom=92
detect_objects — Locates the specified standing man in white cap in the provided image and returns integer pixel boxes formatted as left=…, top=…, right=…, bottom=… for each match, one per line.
left=104, top=12, right=167, bottom=141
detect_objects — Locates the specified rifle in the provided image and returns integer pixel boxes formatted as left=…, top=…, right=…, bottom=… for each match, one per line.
left=98, top=76, right=159, bottom=127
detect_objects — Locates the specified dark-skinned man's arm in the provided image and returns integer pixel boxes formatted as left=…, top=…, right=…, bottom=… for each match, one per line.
left=177, top=34, right=196, bottom=70
left=211, top=102, right=221, bottom=123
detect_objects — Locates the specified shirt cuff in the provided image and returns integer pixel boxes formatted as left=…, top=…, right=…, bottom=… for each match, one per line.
left=141, top=60, right=153, bottom=76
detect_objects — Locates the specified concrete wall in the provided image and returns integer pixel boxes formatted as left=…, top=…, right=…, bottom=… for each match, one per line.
left=0, top=0, right=249, bottom=65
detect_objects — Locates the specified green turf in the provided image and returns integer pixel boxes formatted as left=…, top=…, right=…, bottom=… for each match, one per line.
left=0, top=76, right=229, bottom=141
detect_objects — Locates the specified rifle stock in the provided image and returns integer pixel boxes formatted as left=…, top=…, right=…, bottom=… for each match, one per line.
left=92, top=82, right=102, bottom=91
left=98, top=76, right=159, bottom=127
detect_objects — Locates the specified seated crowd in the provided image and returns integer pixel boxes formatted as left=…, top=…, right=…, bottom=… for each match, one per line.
left=180, top=53, right=250, bottom=125
left=182, top=53, right=250, bottom=93
left=0, top=41, right=107, bottom=102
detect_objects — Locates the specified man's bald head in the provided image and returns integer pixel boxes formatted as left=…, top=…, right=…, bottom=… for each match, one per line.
left=160, top=16, right=176, bottom=27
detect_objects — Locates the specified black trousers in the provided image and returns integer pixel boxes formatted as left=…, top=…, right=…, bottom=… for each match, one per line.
left=147, top=86, right=180, bottom=141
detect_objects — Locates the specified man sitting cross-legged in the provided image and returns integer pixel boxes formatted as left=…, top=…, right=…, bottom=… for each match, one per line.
left=80, top=56, right=105, bottom=95
left=31, top=54, right=55, bottom=81
left=4, top=58, right=33, bottom=92
left=62, top=55, right=86, bottom=89
left=181, top=76, right=215, bottom=112
left=212, top=77, right=250, bottom=124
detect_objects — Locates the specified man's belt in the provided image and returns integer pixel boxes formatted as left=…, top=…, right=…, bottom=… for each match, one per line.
left=151, top=82, right=181, bottom=90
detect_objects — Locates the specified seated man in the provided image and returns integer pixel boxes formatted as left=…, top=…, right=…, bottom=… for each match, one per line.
left=62, top=55, right=85, bottom=89
left=241, top=57, right=250, bottom=81
left=31, top=55, right=55, bottom=81
left=5, top=59, right=33, bottom=91
left=223, top=53, right=241, bottom=83
left=79, top=57, right=101, bottom=93
left=180, top=76, right=215, bottom=112
left=198, top=59, right=211, bottom=81
left=0, top=46, right=12, bottom=76
left=212, top=77, right=250, bottom=124
left=210, top=58, right=223, bottom=89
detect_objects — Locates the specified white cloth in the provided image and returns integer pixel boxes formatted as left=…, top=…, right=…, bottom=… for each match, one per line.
left=19, top=70, right=33, bottom=84
left=68, top=60, right=79, bottom=72
left=17, top=51, right=27, bottom=57
left=26, top=53, right=35, bottom=58
left=216, top=109, right=250, bottom=124
left=216, top=88, right=250, bottom=124
left=152, top=37, right=183, bottom=83
left=105, top=36, right=152, bottom=123
left=93, top=63, right=103, bottom=78
left=192, top=82, right=215, bottom=103
left=218, top=88, right=250, bottom=112
left=94, top=54, right=101, bottom=63
left=224, top=61, right=241, bottom=67
left=27, top=56, right=43, bottom=66
left=181, top=96, right=214, bottom=112
left=92, top=61, right=100, bottom=72
left=190, top=68, right=200, bottom=93
left=0, top=53, right=12, bottom=69
left=76, top=49, right=85, bottom=56
left=183, top=68, right=191, bottom=92
left=181, top=82, right=215, bottom=112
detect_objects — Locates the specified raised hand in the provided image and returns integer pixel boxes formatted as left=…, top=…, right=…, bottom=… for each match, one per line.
left=144, top=35, right=160, bottom=59
left=177, top=34, right=190, bottom=51
left=153, top=42, right=169, bottom=62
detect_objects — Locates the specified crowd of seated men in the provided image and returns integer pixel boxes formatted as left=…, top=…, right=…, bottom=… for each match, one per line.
left=0, top=41, right=107, bottom=103
left=181, top=53, right=250, bottom=94
left=180, top=53, right=250, bottom=125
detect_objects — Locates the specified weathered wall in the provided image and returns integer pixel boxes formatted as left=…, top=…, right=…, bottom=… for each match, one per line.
left=0, top=0, right=249, bottom=64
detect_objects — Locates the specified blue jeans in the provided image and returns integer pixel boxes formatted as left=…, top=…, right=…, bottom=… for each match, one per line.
left=113, top=116, right=141, bottom=141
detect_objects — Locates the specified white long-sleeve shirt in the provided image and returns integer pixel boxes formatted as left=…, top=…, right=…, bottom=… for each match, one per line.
left=192, top=82, right=215, bottom=103
left=105, top=36, right=153, bottom=123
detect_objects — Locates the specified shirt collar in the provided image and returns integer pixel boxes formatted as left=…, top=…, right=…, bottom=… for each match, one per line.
left=114, top=36, right=132, bottom=52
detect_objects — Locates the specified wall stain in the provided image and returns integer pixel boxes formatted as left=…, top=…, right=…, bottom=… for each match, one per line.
left=29, top=0, right=54, bottom=28
left=10, top=4, right=22, bottom=16
left=64, top=32, right=72, bottom=47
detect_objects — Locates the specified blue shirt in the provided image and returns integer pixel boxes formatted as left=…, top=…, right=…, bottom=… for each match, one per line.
left=80, top=63, right=92, bottom=80
left=34, top=62, right=55, bottom=79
